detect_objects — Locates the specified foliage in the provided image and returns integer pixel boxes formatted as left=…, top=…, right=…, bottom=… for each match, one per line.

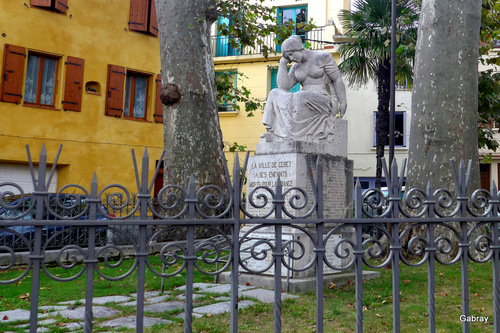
left=216, top=0, right=316, bottom=58
left=214, top=70, right=263, bottom=117
left=478, top=0, right=500, bottom=156
left=224, top=141, right=247, bottom=152
left=338, top=0, right=419, bottom=89
left=338, top=0, right=419, bottom=188
left=478, top=70, right=500, bottom=156
left=214, top=0, right=316, bottom=116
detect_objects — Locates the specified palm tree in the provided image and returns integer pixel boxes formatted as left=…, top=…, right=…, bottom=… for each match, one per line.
left=339, top=0, right=419, bottom=189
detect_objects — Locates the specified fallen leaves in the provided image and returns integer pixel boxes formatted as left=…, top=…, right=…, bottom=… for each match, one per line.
left=18, top=293, right=29, bottom=300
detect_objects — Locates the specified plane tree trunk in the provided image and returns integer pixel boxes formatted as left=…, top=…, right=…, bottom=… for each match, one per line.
left=407, top=0, right=482, bottom=192
left=156, top=0, right=227, bottom=190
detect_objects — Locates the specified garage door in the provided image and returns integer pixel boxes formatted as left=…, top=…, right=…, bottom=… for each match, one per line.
left=0, top=164, right=58, bottom=195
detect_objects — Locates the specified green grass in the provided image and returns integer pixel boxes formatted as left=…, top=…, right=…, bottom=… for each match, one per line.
left=166, top=262, right=496, bottom=333
left=0, top=258, right=497, bottom=332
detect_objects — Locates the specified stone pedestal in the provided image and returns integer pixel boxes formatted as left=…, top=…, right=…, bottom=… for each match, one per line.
left=246, top=119, right=353, bottom=219
left=239, top=119, right=355, bottom=289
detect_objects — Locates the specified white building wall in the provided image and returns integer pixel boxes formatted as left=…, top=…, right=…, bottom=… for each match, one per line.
left=344, top=81, right=412, bottom=181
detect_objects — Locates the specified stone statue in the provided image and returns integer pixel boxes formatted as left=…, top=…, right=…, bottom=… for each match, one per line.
left=262, top=35, right=347, bottom=143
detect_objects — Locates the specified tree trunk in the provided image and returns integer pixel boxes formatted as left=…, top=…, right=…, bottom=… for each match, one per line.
left=375, top=58, right=391, bottom=189
left=407, top=0, right=481, bottom=192
left=156, top=0, right=227, bottom=190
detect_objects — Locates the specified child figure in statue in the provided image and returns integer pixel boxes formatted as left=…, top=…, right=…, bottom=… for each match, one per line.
left=262, top=35, right=347, bottom=143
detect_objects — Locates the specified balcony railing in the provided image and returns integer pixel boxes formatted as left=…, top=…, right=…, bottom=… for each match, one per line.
left=211, top=26, right=332, bottom=57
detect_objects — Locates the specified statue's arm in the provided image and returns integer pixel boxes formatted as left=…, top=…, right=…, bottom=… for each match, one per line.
left=324, top=55, right=348, bottom=117
left=277, top=57, right=298, bottom=91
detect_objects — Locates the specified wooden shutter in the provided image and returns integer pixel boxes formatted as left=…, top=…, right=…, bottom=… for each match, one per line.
left=149, top=0, right=159, bottom=36
left=30, top=0, right=52, bottom=7
left=55, top=0, right=69, bottom=14
left=154, top=74, right=163, bottom=123
left=105, top=65, right=125, bottom=117
left=62, top=56, right=84, bottom=112
left=129, top=0, right=149, bottom=33
left=1, top=44, right=26, bottom=104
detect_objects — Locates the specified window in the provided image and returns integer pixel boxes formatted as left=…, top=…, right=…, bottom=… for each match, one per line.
left=270, top=69, right=300, bottom=93
left=373, top=112, right=407, bottom=147
left=30, top=0, right=68, bottom=14
left=24, top=53, right=59, bottom=107
left=124, top=72, right=149, bottom=120
left=215, top=16, right=241, bottom=57
left=129, top=0, right=158, bottom=36
left=105, top=65, right=162, bottom=122
left=215, top=71, right=237, bottom=112
left=1, top=44, right=84, bottom=111
left=277, top=6, right=307, bottom=52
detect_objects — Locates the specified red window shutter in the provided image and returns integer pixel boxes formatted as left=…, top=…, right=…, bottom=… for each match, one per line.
left=105, top=65, right=125, bottom=117
left=149, top=0, right=159, bottom=37
left=154, top=74, right=163, bottom=123
left=1, top=44, right=26, bottom=104
left=30, top=0, right=52, bottom=7
left=63, top=56, right=84, bottom=112
left=129, top=0, right=148, bottom=33
left=55, top=0, right=69, bottom=14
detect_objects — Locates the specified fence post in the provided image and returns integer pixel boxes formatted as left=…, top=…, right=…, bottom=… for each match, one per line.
left=133, top=148, right=152, bottom=333
left=425, top=180, right=436, bottom=333
left=388, top=159, right=401, bottom=333
left=83, top=173, right=99, bottom=333
left=184, top=175, right=197, bottom=333
left=490, top=181, right=500, bottom=332
left=273, top=177, right=284, bottom=333
left=230, top=154, right=242, bottom=333
left=314, top=157, right=325, bottom=333
left=453, top=160, right=471, bottom=333
left=27, top=145, right=47, bottom=333
left=354, top=179, right=364, bottom=333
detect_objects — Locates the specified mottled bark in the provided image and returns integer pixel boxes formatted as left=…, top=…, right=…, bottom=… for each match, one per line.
left=407, top=0, right=481, bottom=192
left=156, top=0, right=227, bottom=190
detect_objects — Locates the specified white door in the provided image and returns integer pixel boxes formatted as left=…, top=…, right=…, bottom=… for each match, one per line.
left=0, top=164, right=58, bottom=195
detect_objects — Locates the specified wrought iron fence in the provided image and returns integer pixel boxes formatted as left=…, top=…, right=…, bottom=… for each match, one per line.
left=1, top=145, right=500, bottom=333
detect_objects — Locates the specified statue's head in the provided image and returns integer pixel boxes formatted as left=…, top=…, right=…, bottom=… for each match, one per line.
left=281, top=35, right=305, bottom=53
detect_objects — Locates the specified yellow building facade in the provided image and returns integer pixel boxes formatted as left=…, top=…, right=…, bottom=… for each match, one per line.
left=0, top=0, right=164, bottom=193
left=0, top=0, right=349, bottom=194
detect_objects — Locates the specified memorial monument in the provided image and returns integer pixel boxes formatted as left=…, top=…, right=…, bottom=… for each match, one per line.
left=237, top=36, right=356, bottom=292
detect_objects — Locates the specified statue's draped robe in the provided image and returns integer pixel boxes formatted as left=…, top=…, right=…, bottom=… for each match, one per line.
left=263, top=52, right=339, bottom=143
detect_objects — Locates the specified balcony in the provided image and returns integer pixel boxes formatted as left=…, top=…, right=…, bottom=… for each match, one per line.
left=211, top=26, right=334, bottom=58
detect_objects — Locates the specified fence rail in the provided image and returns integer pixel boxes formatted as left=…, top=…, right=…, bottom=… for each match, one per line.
left=1, top=145, right=499, bottom=332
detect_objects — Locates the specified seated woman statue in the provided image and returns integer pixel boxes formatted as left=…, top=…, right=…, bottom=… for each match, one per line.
left=263, top=35, right=347, bottom=143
